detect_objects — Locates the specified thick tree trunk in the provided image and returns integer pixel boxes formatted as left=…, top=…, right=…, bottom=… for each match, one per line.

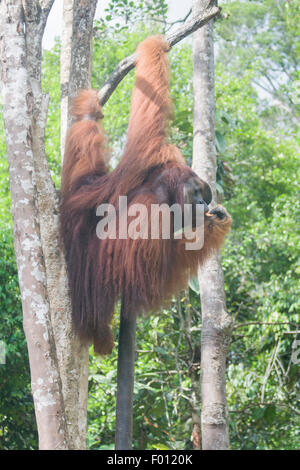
left=1, top=0, right=97, bottom=449
left=192, top=0, right=232, bottom=450
left=23, top=0, right=91, bottom=450
left=0, top=0, right=68, bottom=450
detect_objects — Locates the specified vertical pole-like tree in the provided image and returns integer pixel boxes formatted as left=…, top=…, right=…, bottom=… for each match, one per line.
left=55, top=0, right=99, bottom=448
left=192, top=0, right=232, bottom=450
left=61, top=0, right=73, bottom=157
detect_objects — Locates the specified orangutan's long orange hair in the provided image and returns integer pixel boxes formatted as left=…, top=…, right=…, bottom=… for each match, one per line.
left=60, top=36, right=231, bottom=355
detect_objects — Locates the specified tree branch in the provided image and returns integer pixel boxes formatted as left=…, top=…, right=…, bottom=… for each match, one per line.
left=165, top=8, right=192, bottom=32
left=98, top=4, right=220, bottom=105
left=147, top=8, right=192, bottom=32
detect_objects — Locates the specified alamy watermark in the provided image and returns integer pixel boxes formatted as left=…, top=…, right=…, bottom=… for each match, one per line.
left=95, top=196, right=206, bottom=250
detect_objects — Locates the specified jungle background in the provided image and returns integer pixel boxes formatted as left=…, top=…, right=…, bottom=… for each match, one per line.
left=0, top=0, right=299, bottom=450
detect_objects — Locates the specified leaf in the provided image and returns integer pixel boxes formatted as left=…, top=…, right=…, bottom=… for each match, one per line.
left=215, top=130, right=226, bottom=155
left=264, top=404, right=276, bottom=423
left=216, top=182, right=224, bottom=196
left=154, top=346, right=168, bottom=356
left=189, top=276, right=200, bottom=294
left=151, top=443, right=171, bottom=450
left=216, top=109, right=235, bottom=127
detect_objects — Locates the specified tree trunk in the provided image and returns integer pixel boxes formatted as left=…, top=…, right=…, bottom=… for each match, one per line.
left=0, top=0, right=68, bottom=450
left=192, top=0, right=232, bottom=450
left=57, top=0, right=98, bottom=447
left=61, top=0, right=73, bottom=158
left=68, top=0, right=98, bottom=111
left=24, top=0, right=93, bottom=450
left=178, top=295, right=202, bottom=450
left=0, top=0, right=97, bottom=449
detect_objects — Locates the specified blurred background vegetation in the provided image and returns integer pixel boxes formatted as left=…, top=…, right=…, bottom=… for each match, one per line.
left=0, top=0, right=299, bottom=450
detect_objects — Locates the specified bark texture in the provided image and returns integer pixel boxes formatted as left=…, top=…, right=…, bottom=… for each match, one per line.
left=192, top=0, right=232, bottom=450
left=57, top=0, right=98, bottom=446
left=60, top=0, right=73, bottom=157
left=1, top=0, right=94, bottom=449
left=0, top=0, right=68, bottom=450
left=68, top=0, right=98, bottom=111
left=23, top=0, right=90, bottom=450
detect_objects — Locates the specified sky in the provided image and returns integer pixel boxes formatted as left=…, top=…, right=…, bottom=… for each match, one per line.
left=43, top=0, right=192, bottom=50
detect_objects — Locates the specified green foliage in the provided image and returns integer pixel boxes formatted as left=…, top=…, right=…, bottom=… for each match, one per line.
left=87, top=6, right=300, bottom=449
left=87, top=299, right=202, bottom=450
left=214, top=0, right=300, bottom=449
left=216, top=0, right=300, bottom=128
left=96, top=0, right=168, bottom=33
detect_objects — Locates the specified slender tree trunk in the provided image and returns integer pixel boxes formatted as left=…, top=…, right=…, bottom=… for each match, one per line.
left=61, top=0, right=73, bottom=158
left=115, top=309, right=137, bottom=450
left=192, top=0, right=232, bottom=450
left=183, top=298, right=201, bottom=450
left=57, top=0, right=98, bottom=447
left=68, top=0, right=98, bottom=107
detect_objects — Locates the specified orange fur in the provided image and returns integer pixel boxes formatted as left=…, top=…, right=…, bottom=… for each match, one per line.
left=60, top=36, right=232, bottom=355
